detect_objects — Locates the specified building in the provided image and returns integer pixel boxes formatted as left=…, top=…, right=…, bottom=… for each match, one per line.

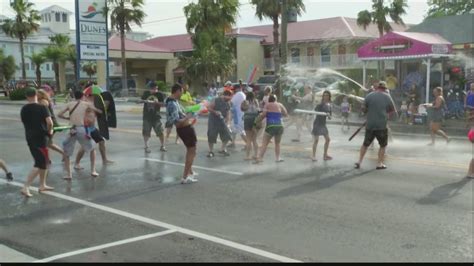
left=143, top=17, right=408, bottom=84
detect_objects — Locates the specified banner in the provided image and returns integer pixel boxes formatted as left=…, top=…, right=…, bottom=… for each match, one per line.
left=76, top=0, right=108, bottom=60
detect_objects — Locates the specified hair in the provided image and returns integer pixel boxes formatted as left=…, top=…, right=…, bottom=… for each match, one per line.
left=223, top=90, right=232, bottom=97
left=246, top=91, right=255, bottom=101
left=37, top=89, right=50, bottom=102
left=264, top=86, right=272, bottom=94
left=74, top=90, right=84, bottom=100
left=470, top=83, right=474, bottom=90
left=268, top=94, right=277, bottom=103
left=171, top=83, right=182, bottom=94
left=25, top=87, right=37, bottom=98
left=322, top=90, right=332, bottom=101
left=434, top=86, right=443, bottom=95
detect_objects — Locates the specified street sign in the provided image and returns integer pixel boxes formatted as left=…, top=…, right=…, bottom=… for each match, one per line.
left=75, top=0, right=108, bottom=60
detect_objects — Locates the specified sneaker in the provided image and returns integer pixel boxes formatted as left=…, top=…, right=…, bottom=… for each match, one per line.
left=6, top=172, right=13, bottom=181
left=218, top=150, right=230, bottom=156
left=181, top=176, right=198, bottom=184
left=207, top=152, right=215, bottom=158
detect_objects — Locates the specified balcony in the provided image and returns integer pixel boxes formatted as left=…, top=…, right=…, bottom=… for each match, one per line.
left=263, top=53, right=378, bottom=70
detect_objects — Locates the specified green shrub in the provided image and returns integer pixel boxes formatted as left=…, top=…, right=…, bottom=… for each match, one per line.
left=9, top=87, right=28, bottom=101
left=155, top=80, right=171, bottom=93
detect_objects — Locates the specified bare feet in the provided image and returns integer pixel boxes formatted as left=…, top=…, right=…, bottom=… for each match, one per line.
left=39, top=185, right=54, bottom=192
left=323, top=155, right=333, bottom=161
left=74, top=165, right=84, bottom=170
left=103, top=160, right=115, bottom=164
left=21, top=188, right=33, bottom=197
left=311, top=157, right=317, bottom=162
left=253, top=158, right=263, bottom=164
left=91, top=171, right=99, bottom=177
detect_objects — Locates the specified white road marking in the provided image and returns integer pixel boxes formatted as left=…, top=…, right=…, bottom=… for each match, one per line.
left=143, top=158, right=244, bottom=176
left=35, top=229, right=177, bottom=263
left=1, top=180, right=300, bottom=263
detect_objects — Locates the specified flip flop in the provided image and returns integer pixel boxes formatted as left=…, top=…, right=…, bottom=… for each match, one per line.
left=324, top=156, right=333, bottom=161
left=376, top=165, right=387, bottom=170
left=276, top=159, right=284, bottom=163
left=91, top=172, right=99, bottom=177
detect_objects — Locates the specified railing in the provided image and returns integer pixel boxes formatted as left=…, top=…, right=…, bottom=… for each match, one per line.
left=263, top=54, right=379, bottom=70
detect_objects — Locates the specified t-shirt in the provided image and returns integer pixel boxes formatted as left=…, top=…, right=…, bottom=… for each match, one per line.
left=341, top=102, right=350, bottom=113
left=209, top=97, right=231, bottom=125
left=142, top=91, right=165, bottom=121
left=20, top=103, right=50, bottom=147
left=180, top=91, right=193, bottom=105
left=466, top=91, right=474, bottom=107
left=313, top=102, right=331, bottom=127
left=231, top=91, right=246, bottom=121
left=365, top=91, right=395, bottom=130
left=166, top=98, right=186, bottom=126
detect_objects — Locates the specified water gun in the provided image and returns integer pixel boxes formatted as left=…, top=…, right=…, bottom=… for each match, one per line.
left=53, top=125, right=72, bottom=133
left=184, top=101, right=208, bottom=114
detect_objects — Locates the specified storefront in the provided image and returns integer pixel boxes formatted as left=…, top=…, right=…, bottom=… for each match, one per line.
left=357, top=31, right=454, bottom=103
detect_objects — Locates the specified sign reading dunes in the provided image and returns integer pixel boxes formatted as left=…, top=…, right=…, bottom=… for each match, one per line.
left=76, top=0, right=108, bottom=60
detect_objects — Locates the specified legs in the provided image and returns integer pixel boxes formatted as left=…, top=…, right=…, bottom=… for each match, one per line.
left=0, top=159, right=8, bottom=174
left=21, top=168, right=40, bottom=197
left=90, top=149, right=98, bottom=177
left=274, top=133, right=283, bottom=162
left=183, top=146, right=196, bottom=179
left=429, top=122, right=450, bottom=145
left=377, top=146, right=387, bottom=168
left=311, top=135, right=319, bottom=161
left=323, top=134, right=332, bottom=160
left=255, top=133, right=271, bottom=163
left=355, top=145, right=369, bottom=168
left=467, top=158, right=474, bottom=178
left=98, top=141, right=114, bottom=163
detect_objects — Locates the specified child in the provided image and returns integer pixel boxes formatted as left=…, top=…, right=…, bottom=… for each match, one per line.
left=340, top=97, right=350, bottom=131
left=399, top=101, right=408, bottom=124
left=84, top=107, right=97, bottom=140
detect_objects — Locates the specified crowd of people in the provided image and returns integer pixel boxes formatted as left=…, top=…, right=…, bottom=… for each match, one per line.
left=1, top=80, right=473, bottom=197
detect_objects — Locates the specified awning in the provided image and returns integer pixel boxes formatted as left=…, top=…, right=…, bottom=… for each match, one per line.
left=358, top=31, right=453, bottom=60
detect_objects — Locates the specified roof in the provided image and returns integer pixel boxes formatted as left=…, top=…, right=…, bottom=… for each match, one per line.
left=40, top=5, right=73, bottom=15
left=143, top=16, right=409, bottom=52
left=109, top=35, right=172, bottom=53
left=142, top=34, right=194, bottom=52
left=358, top=31, right=453, bottom=60
left=407, top=13, right=474, bottom=45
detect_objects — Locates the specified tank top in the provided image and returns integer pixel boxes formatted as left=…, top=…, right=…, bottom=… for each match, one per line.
left=341, top=102, right=350, bottom=113
left=266, top=112, right=282, bottom=126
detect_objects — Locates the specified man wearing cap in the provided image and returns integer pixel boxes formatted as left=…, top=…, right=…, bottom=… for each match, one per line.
left=355, top=81, right=396, bottom=170
left=20, top=88, right=54, bottom=197
left=140, top=82, right=167, bottom=153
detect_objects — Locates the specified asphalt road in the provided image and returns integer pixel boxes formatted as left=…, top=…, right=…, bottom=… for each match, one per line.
left=0, top=102, right=472, bottom=262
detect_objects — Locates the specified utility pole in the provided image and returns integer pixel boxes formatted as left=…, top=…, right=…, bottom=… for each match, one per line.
left=279, top=0, right=288, bottom=100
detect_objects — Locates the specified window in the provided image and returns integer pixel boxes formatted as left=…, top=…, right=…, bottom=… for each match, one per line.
left=307, top=47, right=315, bottom=67
left=48, top=14, right=51, bottom=22
left=46, top=64, right=50, bottom=71
left=25, top=63, right=30, bottom=71
left=55, top=12, right=60, bottom=22
left=62, top=13, right=67, bottom=23
left=320, top=46, right=331, bottom=66
left=290, top=48, right=300, bottom=63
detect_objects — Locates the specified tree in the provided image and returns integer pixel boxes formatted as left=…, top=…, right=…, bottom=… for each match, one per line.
left=251, top=0, right=305, bottom=75
left=426, top=0, right=474, bottom=18
left=1, top=0, right=40, bottom=80
left=64, top=44, right=78, bottom=82
left=357, top=0, right=407, bottom=75
left=82, top=61, right=97, bottom=79
left=0, top=48, right=16, bottom=85
left=181, top=0, right=239, bottom=88
left=42, top=46, right=64, bottom=92
left=105, top=0, right=146, bottom=94
left=28, top=52, right=46, bottom=86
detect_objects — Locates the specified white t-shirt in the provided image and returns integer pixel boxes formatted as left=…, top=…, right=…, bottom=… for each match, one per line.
left=231, top=91, right=246, bottom=113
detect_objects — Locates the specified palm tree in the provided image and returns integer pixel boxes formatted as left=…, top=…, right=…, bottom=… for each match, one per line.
left=357, top=0, right=407, bottom=75
left=49, top=33, right=70, bottom=47
left=0, top=48, right=16, bottom=86
left=42, top=46, right=64, bottom=92
left=1, top=0, right=40, bottom=79
left=82, top=61, right=97, bottom=79
left=251, top=0, right=305, bottom=75
left=64, top=44, right=78, bottom=82
left=28, top=52, right=46, bottom=86
left=106, top=0, right=146, bottom=94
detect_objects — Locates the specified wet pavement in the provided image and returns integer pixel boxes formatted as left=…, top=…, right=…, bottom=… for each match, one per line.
left=0, top=102, right=472, bottom=262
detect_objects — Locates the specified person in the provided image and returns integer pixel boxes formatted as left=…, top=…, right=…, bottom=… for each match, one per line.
left=399, top=100, right=408, bottom=124
left=355, top=81, right=396, bottom=170
left=166, top=84, right=198, bottom=184
left=140, top=83, right=167, bottom=153
left=37, top=89, right=65, bottom=158
left=180, top=84, right=195, bottom=106
left=208, top=83, right=218, bottom=98
left=465, top=83, right=474, bottom=126
left=20, top=88, right=54, bottom=197
left=423, top=87, right=450, bottom=145
left=58, top=90, right=102, bottom=179
left=407, top=84, right=420, bottom=125
left=0, top=159, right=13, bottom=181
left=340, top=96, right=351, bottom=131
left=254, top=94, right=288, bottom=164
left=467, top=126, right=474, bottom=178
left=229, top=84, right=247, bottom=148
left=207, top=90, right=233, bottom=157
left=165, top=96, right=180, bottom=145
left=260, top=86, right=273, bottom=109
left=241, top=91, right=260, bottom=160
left=223, top=81, right=233, bottom=94
left=311, top=90, right=332, bottom=162
left=74, top=91, right=114, bottom=169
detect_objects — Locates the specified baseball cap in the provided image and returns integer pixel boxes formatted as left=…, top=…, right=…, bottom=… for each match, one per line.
left=25, top=87, right=37, bottom=97
left=378, top=81, right=387, bottom=88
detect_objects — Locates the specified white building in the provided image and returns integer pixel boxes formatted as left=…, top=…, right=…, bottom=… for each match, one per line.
left=0, top=5, right=73, bottom=83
